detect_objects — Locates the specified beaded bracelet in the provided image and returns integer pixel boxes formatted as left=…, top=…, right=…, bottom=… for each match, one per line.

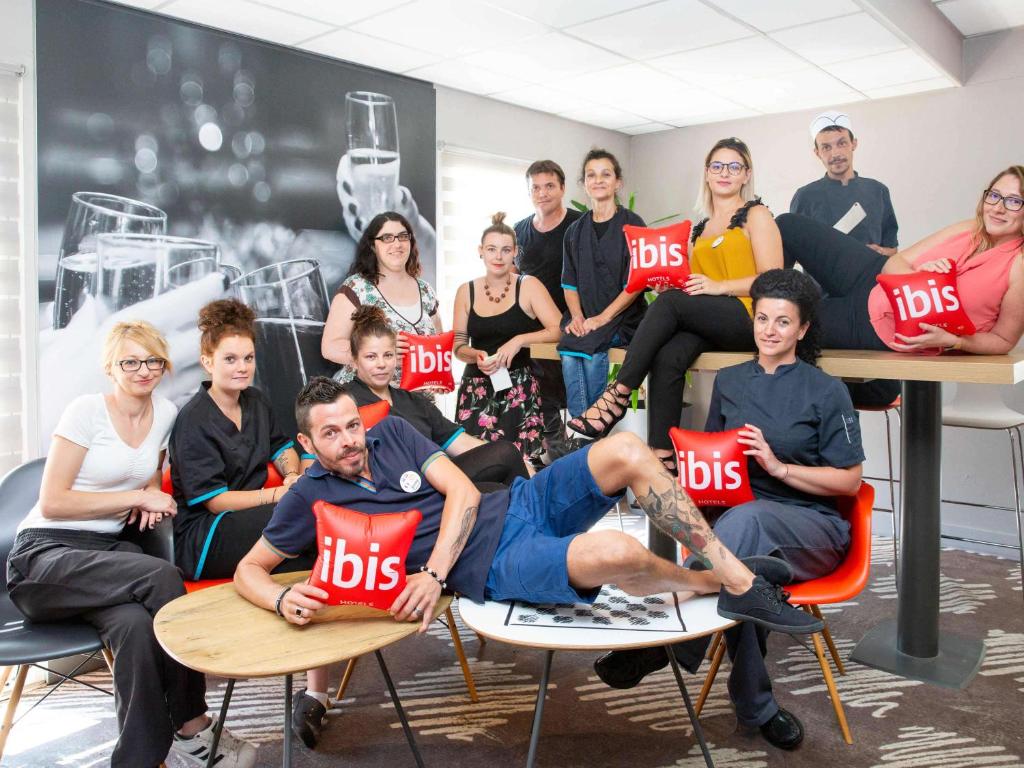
left=274, top=585, right=292, bottom=617
left=419, top=565, right=446, bottom=589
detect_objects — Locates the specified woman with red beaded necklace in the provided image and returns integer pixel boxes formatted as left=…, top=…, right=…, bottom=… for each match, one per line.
left=452, top=212, right=562, bottom=463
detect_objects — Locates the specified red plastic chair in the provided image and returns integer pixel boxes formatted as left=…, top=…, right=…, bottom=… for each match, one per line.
left=695, top=482, right=875, bottom=745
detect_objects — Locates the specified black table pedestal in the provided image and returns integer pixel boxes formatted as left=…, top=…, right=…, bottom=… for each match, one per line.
left=850, top=380, right=985, bottom=687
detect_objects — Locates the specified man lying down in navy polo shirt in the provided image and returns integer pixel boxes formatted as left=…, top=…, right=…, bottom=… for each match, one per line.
left=234, top=376, right=820, bottom=749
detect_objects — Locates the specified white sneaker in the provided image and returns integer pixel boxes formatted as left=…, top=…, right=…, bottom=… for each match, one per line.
left=169, top=714, right=257, bottom=768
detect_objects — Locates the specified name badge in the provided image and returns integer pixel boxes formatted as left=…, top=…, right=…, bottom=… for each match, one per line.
left=400, top=471, right=422, bottom=493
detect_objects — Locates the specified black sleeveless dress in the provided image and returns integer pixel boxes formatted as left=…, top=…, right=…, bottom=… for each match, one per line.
left=455, top=275, right=545, bottom=461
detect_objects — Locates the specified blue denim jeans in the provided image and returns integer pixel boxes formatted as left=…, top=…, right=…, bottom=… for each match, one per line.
left=560, top=351, right=609, bottom=418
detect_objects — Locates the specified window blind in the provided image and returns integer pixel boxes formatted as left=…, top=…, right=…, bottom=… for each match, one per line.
left=0, top=68, right=23, bottom=477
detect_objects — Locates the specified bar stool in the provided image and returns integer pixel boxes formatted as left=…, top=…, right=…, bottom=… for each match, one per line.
left=857, top=397, right=901, bottom=578
left=936, top=384, right=1024, bottom=598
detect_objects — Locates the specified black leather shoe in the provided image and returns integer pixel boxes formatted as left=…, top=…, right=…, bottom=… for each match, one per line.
left=594, top=646, right=669, bottom=689
left=292, top=689, right=327, bottom=749
left=718, top=576, right=823, bottom=634
left=759, top=707, right=804, bottom=750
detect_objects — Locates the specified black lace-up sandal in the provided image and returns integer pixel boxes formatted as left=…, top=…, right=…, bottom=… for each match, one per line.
left=567, top=382, right=632, bottom=440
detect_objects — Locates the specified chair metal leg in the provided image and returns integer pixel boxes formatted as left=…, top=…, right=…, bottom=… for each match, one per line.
left=666, top=646, right=715, bottom=768
left=884, top=410, right=900, bottom=584
left=526, top=650, right=553, bottom=768
left=1012, top=428, right=1024, bottom=601
left=334, top=657, right=359, bottom=702
left=695, top=631, right=726, bottom=716
left=283, top=673, right=292, bottom=768
left=0, top=664, right=28, bottom=760
left=376, top=650, right=425, bottom=768
left=206, top=678, right=235, bottom=768
left=810, top=605, right=845, bottom=675
left=615, top=497, right=626, bottom=532
left=811, top=631, right=852, bottom=744
left=445, top=607, right=479, bottom=702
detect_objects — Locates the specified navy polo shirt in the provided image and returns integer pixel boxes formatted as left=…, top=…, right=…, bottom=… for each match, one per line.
left=347, top=377, right=464, bottom=450
left=705, top=359, right=865, bottom=516
left=169, top=383, right=293, bottom=575
left=262, top=416, right=509, bottom=602
left=790, top=173, right=898, bottom=248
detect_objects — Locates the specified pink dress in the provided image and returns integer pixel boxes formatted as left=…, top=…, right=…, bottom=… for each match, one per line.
left=867, top=231, right=1024, bottom=350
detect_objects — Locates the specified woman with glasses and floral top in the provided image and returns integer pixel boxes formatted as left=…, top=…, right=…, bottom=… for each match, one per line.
left=6, top=321, right=256, bottom=768
left=568, top=137, right=783, bottom=473
left=322, top=211, right=443, bottom=386
left=777, top=165, right=1024, bottom=358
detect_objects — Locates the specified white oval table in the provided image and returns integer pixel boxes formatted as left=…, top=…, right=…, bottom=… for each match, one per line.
left=459, top=590, right=736, bottom=768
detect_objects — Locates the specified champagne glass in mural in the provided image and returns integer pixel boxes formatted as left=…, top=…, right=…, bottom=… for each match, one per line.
left=53, top=192, right=167, bottom=328
left=344, top=91, right=400, bottom=216
left=235, top=259, right=335, bottom=435
left=94, top=234, right=220, bottom=313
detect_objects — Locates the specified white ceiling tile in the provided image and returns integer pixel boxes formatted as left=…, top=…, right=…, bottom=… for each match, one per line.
left=557, top=104, right=648, bottom=130
left=300, top=28, right=440, bottom=73
left=619, top=122, right=675, bottom=135
left=769, top=12, right=904, bottom=65
left=490, top=86, right=598, bottom=114
left=661, top=106, right=759, bottom=127
left=703, top=0, right=860, bottom=32
left=157, top=0, right=332, bottom=45
left=107, top=0, right=169, bottom=9
left=481, top=0, right=654, bottom=28
left=934, top=0, right=1024, bottom=36
left=566, top=0, right=754, bottom=60
left=555, top=64, right=742, bottom=123
left=716, top=67, right=864, bottom=112
left=649, top=37, right=808, bottom=88
left=351, top=0, right=547, bottom=57
left=462, top=33, right=628, bottom=83
left=824, top=48, right=942, bottom=91
left=406, top=60, right=529, bottom=95
left=250, top=0, right=412, bottom=27
left=864, top=76, right=956, bottom=100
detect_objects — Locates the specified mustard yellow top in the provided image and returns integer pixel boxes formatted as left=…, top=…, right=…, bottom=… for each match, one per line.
left=690, top=227, right=757, bottom=316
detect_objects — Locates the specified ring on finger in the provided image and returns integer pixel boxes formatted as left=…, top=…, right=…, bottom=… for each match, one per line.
left=413, top=607, right=423, bottom=616
left=295, top=607, right=303, bottom=617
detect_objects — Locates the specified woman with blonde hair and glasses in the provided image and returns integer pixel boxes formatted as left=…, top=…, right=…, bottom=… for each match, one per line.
left=568, top=137, right=783, bottom=472
left=777, top=165, right=1024, bottom=361
left=6, top=321, right=255, bottom=768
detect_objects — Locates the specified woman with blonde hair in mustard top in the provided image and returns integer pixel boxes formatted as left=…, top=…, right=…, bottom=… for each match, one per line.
left=567, top=137, right=783, bottom=471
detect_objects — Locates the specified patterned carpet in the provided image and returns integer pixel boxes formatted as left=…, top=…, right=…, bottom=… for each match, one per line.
left=4, top=511, right=1023, bottom=768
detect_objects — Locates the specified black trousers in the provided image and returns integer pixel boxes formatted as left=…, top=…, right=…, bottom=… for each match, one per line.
left=7, top=529, right=208, bottom=768
left=776, top=214, right=900, bottom=406
left=531, top=359, right=567, bottom=445
left=453, top=440, right=530, bottom=487
left=186, top=502, right=318, bottom=580
left=615, top=291, right=754, bottom=451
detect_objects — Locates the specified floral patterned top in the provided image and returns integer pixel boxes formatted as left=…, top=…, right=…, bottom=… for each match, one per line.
left=333, top=273, right=440, bottom=386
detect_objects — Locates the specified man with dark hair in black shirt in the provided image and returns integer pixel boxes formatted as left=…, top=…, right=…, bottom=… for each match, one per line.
left=514, top=160, right=582, bottom=461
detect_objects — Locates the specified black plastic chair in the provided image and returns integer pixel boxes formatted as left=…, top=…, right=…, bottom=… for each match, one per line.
left=0, top=458, right=114, bottom=759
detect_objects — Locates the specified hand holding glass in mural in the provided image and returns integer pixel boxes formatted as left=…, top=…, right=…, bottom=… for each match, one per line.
left=336, top=91, right=437, bottom=261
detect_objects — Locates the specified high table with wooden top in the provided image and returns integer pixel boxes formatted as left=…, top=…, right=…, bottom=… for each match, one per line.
left=154, top=571, right=447, bottom=768
left=531, top=342, right=1024, bottom=688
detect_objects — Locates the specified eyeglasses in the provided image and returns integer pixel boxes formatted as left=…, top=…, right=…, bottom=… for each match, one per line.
left=707, top=161, right=747, bottom=176
left=984, top=189, right=1024, bottom=212
left=117, top=357, right=166, bottom=372
left=374, top=231, right=412, bottom=244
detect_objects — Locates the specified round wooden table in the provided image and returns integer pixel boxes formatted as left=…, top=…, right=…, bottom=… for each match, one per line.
left=155, top=571, right=449, bottom=767
left=459, top=591, right=735, bottom=768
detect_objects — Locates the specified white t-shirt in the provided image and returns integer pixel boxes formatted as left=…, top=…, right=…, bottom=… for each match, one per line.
left=18, top=393, right=178, bottom=535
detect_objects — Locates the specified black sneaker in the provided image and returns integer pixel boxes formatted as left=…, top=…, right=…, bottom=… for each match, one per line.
left=760, top=707, right=804, bottom=750
left=593, top=646, right=669, bottom=689
left=292, top=689, right=327, bottom=749
left=691, top=555, right=794, bottom=586
left=717, top=576, right=823, bottom=634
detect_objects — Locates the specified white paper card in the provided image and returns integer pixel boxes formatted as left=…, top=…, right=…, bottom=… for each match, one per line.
left=489, top=366, right=512, bottom=393
left=833, top=202, right=866, bottom=235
